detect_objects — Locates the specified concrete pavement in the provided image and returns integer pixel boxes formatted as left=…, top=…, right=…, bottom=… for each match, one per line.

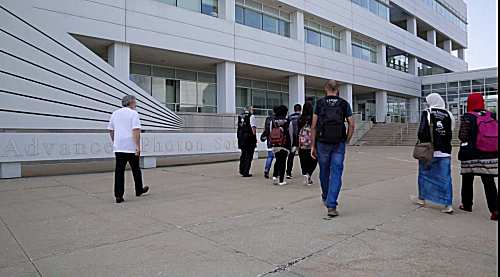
left=0, top=146, right=497, bottom=277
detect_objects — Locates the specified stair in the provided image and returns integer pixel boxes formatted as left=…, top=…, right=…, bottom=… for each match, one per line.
left=358, top=123, right=460, bottom=146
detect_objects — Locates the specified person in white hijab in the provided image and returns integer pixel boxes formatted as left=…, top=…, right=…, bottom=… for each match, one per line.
left=425, top=93, right=455, bottom=133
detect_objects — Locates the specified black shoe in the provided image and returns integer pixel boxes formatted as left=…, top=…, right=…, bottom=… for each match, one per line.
left=116, top=197, right=124, bottom=203
left=264, top=172, right=270, bottom=179
left=136, top=186, right=149, bottom=197
left=242, top=174, right=253, bottom=178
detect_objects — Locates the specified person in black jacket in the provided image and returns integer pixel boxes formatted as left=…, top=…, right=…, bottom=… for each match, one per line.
left=237, top=106, right=257, bottom=177
left=286, top=104, right=302, bottom=179
left=264, top=105, right=292, bottom=186
left=412, top=93, right=455, bottom=214
left=458, top=93, right=498, bottom=221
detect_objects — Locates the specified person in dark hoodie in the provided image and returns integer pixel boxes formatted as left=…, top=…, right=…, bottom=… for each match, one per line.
left=286, top=104, right=302, bottom=179
left=458, top=93, right=498, bottom=221
left=264, top=105, right=292, bottom=186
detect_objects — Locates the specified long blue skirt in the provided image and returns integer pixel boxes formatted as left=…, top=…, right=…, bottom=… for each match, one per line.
left=418, top=157, right=453, bottom=206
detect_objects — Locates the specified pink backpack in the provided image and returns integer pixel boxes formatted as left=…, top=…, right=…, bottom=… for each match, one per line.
left=473, top=111, right=498, bottom=153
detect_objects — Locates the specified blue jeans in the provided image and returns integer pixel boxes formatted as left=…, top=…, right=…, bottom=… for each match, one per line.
left=264, top=150, right=274, bottom=174
left=317, top=142, right=346, bottom=209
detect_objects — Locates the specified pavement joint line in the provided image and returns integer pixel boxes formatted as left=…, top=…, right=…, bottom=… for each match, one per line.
left=256, top=206, right=424, bottom=276
left=0, top=215, right=43, bottom=277
left=0, top=183, right=68, bottom=193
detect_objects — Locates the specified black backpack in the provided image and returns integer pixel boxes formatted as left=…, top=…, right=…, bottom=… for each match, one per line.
left=317, top=97, right=348, bottom=144
left=237, top=112, right=255, bottom=148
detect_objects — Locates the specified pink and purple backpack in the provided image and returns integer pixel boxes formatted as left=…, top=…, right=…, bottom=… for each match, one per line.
left=472, top=111, right=498, bottom=153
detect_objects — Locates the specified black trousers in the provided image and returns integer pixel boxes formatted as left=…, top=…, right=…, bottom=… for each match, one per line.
left=114, top=152, right=144, bottom=199
left=461, top=174, right=498, bottom=213
left=274, top=150, right=288, bottom=182
left=299, top=149, right=318, bottom=176
left=239, top=147, right=255, bottom=176
left=286, top=150, right=296, bottom=176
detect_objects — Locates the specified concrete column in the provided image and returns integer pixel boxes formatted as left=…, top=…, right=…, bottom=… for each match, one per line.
left=288, top=74, right=305, bottom=111
left=409, top=97, right=420, bottom=123
left=107, top=42, right=130, bottom=79
left=290, top=11, right=305, bottom=41
left=339, top=84, right=353, bottom=108
left=218, top=0, right=235, bottom=21
left=377, top=44, right=387, bottom=66
left=375, top=91, right=388, bottom=123
left=216, top=61, right=236, bottom=114
left=340, top=29, right=352, bottom=56
left=0, top=162, right=21, bottom=179
left=407, top=16, right=417, bottom=35
left=426, top=30, right=437, bottom=46
left=140, top=157, right=157, bottom=169
left=408, top=56, right=419, bottom=76
left=443, top=40, right=452, bottom=53
left=458, top=48, right=466, bottom=60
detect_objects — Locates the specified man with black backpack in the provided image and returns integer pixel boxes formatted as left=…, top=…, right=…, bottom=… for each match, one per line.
left=286, top=104, right=302, bottom=179
left=311, top=80, right=355, bottom=218
left=237, top=106, right=257, bottom=177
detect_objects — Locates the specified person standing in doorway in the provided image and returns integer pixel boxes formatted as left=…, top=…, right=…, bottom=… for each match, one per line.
left=458, top=93, right=498, bottom=221
left=286, top=104, right=302, bottom=179
left=108, top=95, right=149, bottom=204
left=412, top=93, right=455, bottom=214
left=237, top=106, right=257, bottom=177
left=311, top=80, right=355, bottom=218
left=298, top=101, right=317, bottom=186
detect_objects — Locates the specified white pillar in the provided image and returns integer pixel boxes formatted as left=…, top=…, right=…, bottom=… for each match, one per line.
left=408, top=56, right=419, bottom=76
left=458, top=48, right=466, bottom=60
left=108, top=42, right=130, bottom=79
left=290, top=11, right=305, bottom=41
left=426, top=30, right=437, bottom=46
left=140, top=157, right=157, bottom=169
left=375, top=91, right=388, bottom=123
left=216, top=61, right=236, bottom=114
left=339, top=84, right=353, bottom=108
left=409, top=97, right=420, bottom=123
left=289, top=74, right=305, bottom=111
left=407, top=16, right=417, bottom=35
left=443, top=40, right=452, bottom=53
left=377, top=44, right=387, bottom=66
left=340, top=30, right=352, bottom=56
left=218, top=0, right=235, bottom=21
left=0, top=162, right=21, bottom=179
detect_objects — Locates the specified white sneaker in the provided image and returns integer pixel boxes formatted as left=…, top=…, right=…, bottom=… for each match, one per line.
left=272, top=177, right=279, bottom=185
left=303, top=175, right=309, bottom=186
left=441, top=206, right=454, bottom=214
left=307, top=176, right=314, bottom=186
left=410, top=195, right=426, bottom=206
left=278, top=181, right=287, bottom=186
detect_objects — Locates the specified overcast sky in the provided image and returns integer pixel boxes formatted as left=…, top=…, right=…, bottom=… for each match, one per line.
left=463, top=0, right=498, bottom=69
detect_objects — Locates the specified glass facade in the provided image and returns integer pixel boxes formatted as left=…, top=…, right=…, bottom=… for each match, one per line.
left=235, top=0, right=291, bottom=37
left=352, top=0, right=390, bottom=20
left=387, top=55, right=409, bottom=73
left=387, top=95, right=409, bottom=123
left=155, top=0, right=218, bottom=17
left=352, top=38, right=378, bottom=63
left=421, top=77, right=498, bottom=118
left=304, top=20, right=341, bottom=52
left=130, top=63, right=217, bottom=113
left=420, top=0, right=467, bottom=31
left=236, top=78, right=289, bottom=115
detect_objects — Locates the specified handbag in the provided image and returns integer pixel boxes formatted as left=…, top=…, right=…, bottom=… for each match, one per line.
left=413, top=109, right=434, bottom=164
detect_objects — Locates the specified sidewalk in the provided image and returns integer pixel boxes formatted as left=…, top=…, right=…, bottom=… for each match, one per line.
left=0, top=146, right=497, bottom=277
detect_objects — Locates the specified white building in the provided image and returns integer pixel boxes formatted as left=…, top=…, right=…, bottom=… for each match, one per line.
left=0, top=0, right=488, bottom=178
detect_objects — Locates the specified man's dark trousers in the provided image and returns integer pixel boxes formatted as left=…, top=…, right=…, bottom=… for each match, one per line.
left=114, top=152, right=144, bottom=198
left=239, top=147, right=255, bottom=176
left=286, top=150, right=296, bottom=176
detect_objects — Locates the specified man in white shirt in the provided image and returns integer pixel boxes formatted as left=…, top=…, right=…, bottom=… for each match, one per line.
left=108, top=95, right=149, bottom=203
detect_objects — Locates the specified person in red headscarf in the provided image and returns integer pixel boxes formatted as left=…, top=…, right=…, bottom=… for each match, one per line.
left=458, top=93, right=498, bottom=221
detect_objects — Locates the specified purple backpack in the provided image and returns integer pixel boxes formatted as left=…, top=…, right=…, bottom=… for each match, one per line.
left=472, top=111, right=498, bottom=153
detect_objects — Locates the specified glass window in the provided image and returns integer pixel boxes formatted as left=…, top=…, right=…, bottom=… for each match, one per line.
left=152, top=66, right=175, bottom=78
left=130, top=74, right=152, bottom=94
left=165, top=79, right=179, bottom=111
left=244, top=8, right=263, bottom=29
left=130, top=63, right=151, bottom=76
left=177, top=0, right=201, bottom=13
left=279, top=20, right=290, bottom=37
left=236, top=87, right=250, bottom=108
left=236, top=5, right=244, bottom=24
left=201, top=0, right=218, bottom=16
left=152, top=77, right=167, bottom=104
left=306, top=29, right=320, bottom=46
left=263, top=14, right=279, bottom=34
left=485, top=78, right=498, bottom=84
left=252, top=89, right=267, bottom=115
left=198, top=83, right=217, bottom=110
left=447, top=82, right=458, bottom=88
left=321, top=34, right=334, bottom=49
left=267, top=91, right=282, bottom=110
